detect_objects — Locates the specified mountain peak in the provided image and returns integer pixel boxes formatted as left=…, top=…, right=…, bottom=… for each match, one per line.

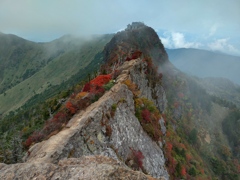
left=102, top=22, right=169, bottom=71
left=126, top=22, right=146, bottom=30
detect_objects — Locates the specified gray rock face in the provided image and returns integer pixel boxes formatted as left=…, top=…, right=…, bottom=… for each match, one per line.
left=159, top=117, right=166, bottom=135
left=3, top=59, right=169, bottom=179
left=1, top=156, right=162, bottom=180
left=128, top=59, right=167, bottom=113
left=110, top=103, right=167, bottom=178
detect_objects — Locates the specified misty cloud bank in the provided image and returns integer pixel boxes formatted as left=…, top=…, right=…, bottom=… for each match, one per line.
left=0, top=0, right=239, bottom=55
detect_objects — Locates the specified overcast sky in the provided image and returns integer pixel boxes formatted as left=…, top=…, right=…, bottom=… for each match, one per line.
left=0, top=0, right=240, bottom=56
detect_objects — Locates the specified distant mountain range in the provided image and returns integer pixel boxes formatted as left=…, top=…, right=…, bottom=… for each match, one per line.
left=166, top=48, right=240, bottom=85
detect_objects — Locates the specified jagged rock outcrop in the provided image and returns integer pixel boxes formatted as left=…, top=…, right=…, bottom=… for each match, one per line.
left=24, top=59, right=168, bottom=179
left=1, top=156, right=162, bottom=180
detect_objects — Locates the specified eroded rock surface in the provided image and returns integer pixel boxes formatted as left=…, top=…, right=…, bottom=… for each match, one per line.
left=0, top=156, right=162, bottom=180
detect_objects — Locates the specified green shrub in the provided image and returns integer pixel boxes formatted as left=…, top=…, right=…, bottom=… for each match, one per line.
left=103, top=80, right=115, bottom=91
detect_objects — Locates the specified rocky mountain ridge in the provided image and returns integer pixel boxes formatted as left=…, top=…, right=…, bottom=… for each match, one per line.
left=0, top=57, right=168, bottom=179
left=23, top=58, right=168, bottom=179
left=1, top=22, right=239, bottom=179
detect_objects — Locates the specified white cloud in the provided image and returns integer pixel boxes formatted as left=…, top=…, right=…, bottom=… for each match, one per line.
left=159, top=32, right=201, bottom=49
left=208, top=24, right=219, bottom=37
left=208, top=38, right=240, bottom=55
left=159, top=36, right=171, bottom=48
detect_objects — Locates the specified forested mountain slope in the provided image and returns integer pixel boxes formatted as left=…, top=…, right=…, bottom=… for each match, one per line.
left=0, top=33, right=112, bottom=115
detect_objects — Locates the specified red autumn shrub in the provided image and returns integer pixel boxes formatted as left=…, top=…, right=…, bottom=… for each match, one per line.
left=77, top=97, right=90, bottom=109
left=82, top=82, right=91, bottom=92
left=53, top=112, right=67, bottom=123
left=141, top=109, right=151, bottom=123
left=24, top=131, right=45, bottom=148
left=126, top=57, right=131, bottom=61
left=90, top=74, right=111, bottom=87
left=43, top=115, right=63, bottom=133
left=167, top=142, right=173, bottom=152
left=91, top=85, right=105, bottom=94
left=131, top=51, right=142, bottom=59
left=126, top=51, right=142, bottom=61
left=181, top=166, right=187, bottom=176
left=24, top=137, right=33, bottom=148
left=131, top=148, right=145, bottom=170
left=83, top=74, right=111, bottom=93
left=168, top=156, right=177, bottom=174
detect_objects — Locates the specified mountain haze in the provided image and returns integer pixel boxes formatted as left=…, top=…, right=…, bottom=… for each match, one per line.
left=166, top=48, right=240, bottom=85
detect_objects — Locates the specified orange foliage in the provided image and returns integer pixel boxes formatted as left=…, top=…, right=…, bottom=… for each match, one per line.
left=76, top=92, right=88, bottom=99
left=123, top=79, right=140, bottom=96
left=166, top=131, right=171, bottom=137
left=179, top=143, right=186, bottom=150
left=66, top=101, right=77, bottom=114
left=166, top=142, right=173, bottom=152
